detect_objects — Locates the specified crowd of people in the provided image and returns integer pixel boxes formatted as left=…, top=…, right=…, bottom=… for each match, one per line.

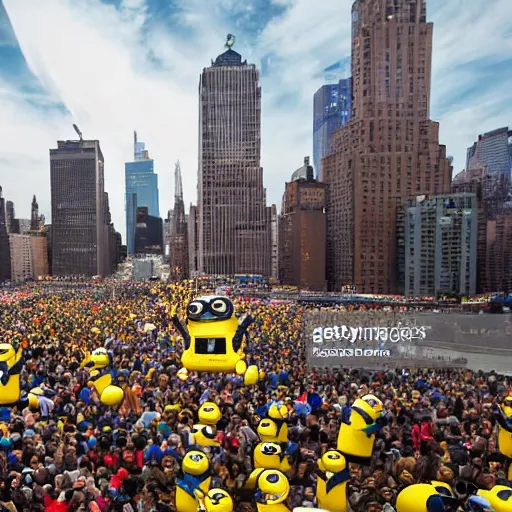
left=0, top=282, right=510, bottom=511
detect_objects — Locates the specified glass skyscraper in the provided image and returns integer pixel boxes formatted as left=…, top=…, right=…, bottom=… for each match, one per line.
left=125, top=132, right=159, bottom=255
left=313, top=77, right=352, bottom=181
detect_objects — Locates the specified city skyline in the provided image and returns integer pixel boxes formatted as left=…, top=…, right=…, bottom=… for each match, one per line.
left=1, top=0, right=511, bottom=236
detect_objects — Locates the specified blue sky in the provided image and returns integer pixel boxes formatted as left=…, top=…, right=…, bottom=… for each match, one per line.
left=1, top=0, right=512, bottom=239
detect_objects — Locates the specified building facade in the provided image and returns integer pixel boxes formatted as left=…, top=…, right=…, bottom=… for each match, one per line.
left=9, top=234, right=33, bottom=283
left=466, top=127, right=512, bottom=218
left=197, top=39, right=270, bottom=277
left=323, top=0, right=452, bottom=294
left=398, top=194, right=478, bottom=298
left=0, top=187, right=11, bottom=283
left=270, top=204, right=279, bottom=282
left=188, top=205, right=199, bottom=277
left=125, top=132, right=159, bottom=255
left=50, top=138, right=110, bottom=277
left=463, top=128, right=512, bottom=292
left=451, top=168, right=488, bottom=293
left=278, top=157, right=327, bottom=291
left=134, top=207, right=163, bottom=255
left=30, top=233, right=49, bottom=279
left=313, top=78, right=352, bottom=181
left=169, top=162, right=189, bottom=281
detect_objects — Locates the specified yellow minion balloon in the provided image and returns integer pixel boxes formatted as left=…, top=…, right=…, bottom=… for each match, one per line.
left=81, top=348, right=125, bottom=408
left=176, top=449, right=212, bottom=512
left=253, top=442, right=293, bottom=473
left=192, top=402, right=222, bottom=447
left=337, top=394, right=386, bottom=463
left=172, top=296, right=259, bottom=385
left=316, top=450, right=350, bottom=512
left=478, top=486, right=512, bottom=512
left=495, top=396, right=512, bottom=479
left=195, top=488, right=233, bottom=512
left=254, top=469, right=290, bottom=512
left=396, top=483, right=458, bottom=512
left=0, top=342, right=23, bottom=406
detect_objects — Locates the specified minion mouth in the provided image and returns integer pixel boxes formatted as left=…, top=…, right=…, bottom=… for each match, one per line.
left=265, top=491, right=286, bottom=503
left=195, top=338, right=227, bottom=355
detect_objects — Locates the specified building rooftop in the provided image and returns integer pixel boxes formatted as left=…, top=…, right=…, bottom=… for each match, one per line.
left=212, top=48, right=247, bottom=67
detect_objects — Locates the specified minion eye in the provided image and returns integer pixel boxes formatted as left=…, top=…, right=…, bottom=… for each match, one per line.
left=328, top=454, right=340, bottom=460
left=191, top=454, right=203, bottom=462
left=211, top=492, right=225, bottom=501
left=366, top=399, right=377, bottom=407
left=211, top=300, right=227, bottom=313
left=188, top=302, right=203, bottom=316
left=204, top=407, right=213, bottom=412
left=266, top=473, right=279, bottom=484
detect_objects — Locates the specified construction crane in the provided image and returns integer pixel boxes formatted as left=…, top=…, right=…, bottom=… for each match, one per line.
left=72, top=124, right=83, bottom=142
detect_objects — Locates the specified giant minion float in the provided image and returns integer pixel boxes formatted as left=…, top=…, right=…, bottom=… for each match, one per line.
left=80, top=347, right=125, bottom=408
left=0, top=342, right=23, bottom=408
left=175, top=448, right=212, bottom=512
left=171, top=296, right=259, bottom=385
left=316, top=450, right=350, bottom=512
left=495, top=395, right=512, bottom=480
left=337, top=393, right=386, bottom=463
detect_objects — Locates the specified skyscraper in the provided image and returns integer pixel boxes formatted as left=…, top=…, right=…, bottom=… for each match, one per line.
left=278, top=157, right=327, bottom=291
left=398, top=194, right=478, bottom=298
left=197, top=35, right=270, bottom=277
left=0, top=187, right=11, bottom=283
left=50, top=136, right=109, bottom=277
left=31, top=195, right=40, bottom=231
left=313, top=77, right=352, bottom=181
left=125, top=131, right=159, bottom=255
left=169, top=161, right=189, bottom=281
left=323, top=0, right=452, bottom=294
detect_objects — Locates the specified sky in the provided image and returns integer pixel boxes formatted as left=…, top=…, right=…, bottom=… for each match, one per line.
left=1, top=0, right=512, bottom=241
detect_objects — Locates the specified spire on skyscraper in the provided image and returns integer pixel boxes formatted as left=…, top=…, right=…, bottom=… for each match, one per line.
left=31, top=195, right=39, bottom=231
left=175, top=161, right=183, bottom=201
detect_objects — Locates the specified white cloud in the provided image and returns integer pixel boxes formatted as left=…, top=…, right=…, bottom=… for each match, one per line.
left=1, top=0, right=512, bottom=242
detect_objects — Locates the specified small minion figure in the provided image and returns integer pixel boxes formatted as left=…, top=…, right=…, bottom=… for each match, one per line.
left=396, top=482, right=459, bottom=512
left=192, top=402, right=222, bottom=447
left=478, top=485, right=512, bottom=512
left=337, top=394, right=386, bottom=463
left=171, top=296, right=259, bottom=385
left=0, top=342, right=23, bottom=406
left=176, top=449, right=212, bottom=512
left=254, top=469, right=291, bottom=512
left=253, top=442, right=294, bottom=473
left=495, top=395, right=512, bottom=478
left=81, top=348, right=125, bottom=408
left=195, top=488, right=233, bottom=512
left=316, top=450, right=350, bottom=512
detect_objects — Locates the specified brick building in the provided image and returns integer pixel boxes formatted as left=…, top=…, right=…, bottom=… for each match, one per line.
left=197, top=38, right=270, bottom=277
left=278, top=157, right=327, bottom=291
left=323, top=0, right=452, bottom=293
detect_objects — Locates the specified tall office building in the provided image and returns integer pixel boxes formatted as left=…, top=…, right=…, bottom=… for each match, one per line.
left=0, top=187, right=11, bottom=283
left=466, top=127, right=512, bottom=218
left=134, top=207, right=163, bottom=255
left=188, top=205, right=199, bottom=277
left=323, top=0, right=452, bottom=294
left=31, top=195, right=40, bottom=231
left=313, top=78, right=352, bottom=181
left=197, top=36, right=270, bottom=277
left=169, top=162, right=189, bottom=281
left=50, top=137, right=109, bottom=277
left=451, top=168, right=488, bottom=293
left=398, top=194, right=478, bottom=298
left=125, top=131, right=159, bottom=255
left=278, top=157, right=327, bottom=291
